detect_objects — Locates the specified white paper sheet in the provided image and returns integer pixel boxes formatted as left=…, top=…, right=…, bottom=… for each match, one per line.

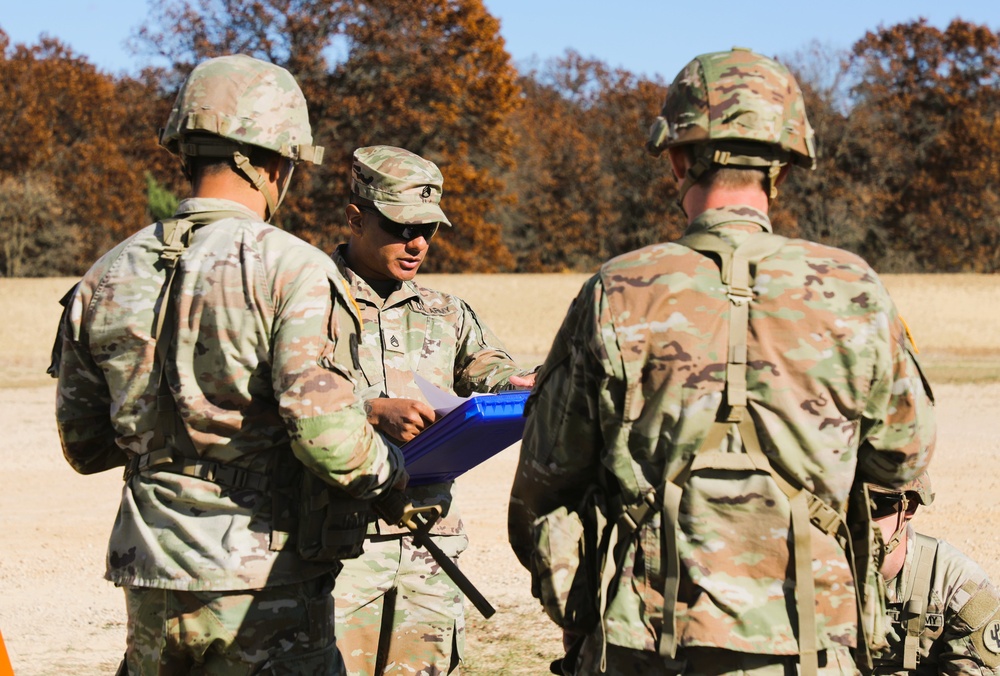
left=413, top=372, right=482, bottom=416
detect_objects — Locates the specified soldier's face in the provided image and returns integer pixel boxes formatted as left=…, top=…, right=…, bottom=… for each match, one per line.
left=353, top=208, right=432, bottom=282
left=871, top=493, right=916, bottom=580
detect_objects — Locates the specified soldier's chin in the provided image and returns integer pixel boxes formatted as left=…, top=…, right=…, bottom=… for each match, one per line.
left=395, top=259, right=423, bottom=279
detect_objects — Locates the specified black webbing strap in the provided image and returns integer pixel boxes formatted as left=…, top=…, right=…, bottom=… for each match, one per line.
left=125, top=448, right=271, bottom=492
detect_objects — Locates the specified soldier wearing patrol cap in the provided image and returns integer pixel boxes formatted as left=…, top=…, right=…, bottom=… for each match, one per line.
left=331, top=146, right=536, bottom=675
left=51, top=55, right=405, bottom=673
left=867, top=474, right=1000, bottom=676
left=509, top=47, right=936, bottom=675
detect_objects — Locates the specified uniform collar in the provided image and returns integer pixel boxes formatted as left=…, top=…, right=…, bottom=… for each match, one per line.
left=684, top=205, right=774, bottom=236
left=332, top=244, right=421, bottom=309
left=174, top=197, right=260, bottom=220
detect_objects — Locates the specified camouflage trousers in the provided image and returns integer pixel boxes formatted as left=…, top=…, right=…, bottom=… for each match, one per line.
left=334, top=533, right=469, bottom=675
left=567, top=635, right=858, bottom=676
left=120, top=572, right=343, bottom=675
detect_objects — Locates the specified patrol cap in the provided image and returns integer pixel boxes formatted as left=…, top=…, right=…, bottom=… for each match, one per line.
left=350, top=146, right=452, bottom=227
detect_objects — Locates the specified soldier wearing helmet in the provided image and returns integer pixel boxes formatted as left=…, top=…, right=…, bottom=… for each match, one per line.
left=51, top=55, right=405, bottom=673
left=330, top=146, right=536, bottom=675
left=866, top=475, right=1000, bottom=676
left=509, top=47, right=936, bottom=676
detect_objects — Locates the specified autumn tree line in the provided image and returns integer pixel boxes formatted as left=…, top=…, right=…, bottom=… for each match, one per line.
left=1, top=1, right=998, bottom=277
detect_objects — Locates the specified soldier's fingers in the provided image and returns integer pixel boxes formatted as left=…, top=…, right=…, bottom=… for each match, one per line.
left=411, top=401, right=438, bottom=423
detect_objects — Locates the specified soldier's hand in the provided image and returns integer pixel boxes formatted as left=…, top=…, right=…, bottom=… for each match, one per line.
left=365, top=398, right=438, bottom=442
left=509, top=372, right=537, bottom=389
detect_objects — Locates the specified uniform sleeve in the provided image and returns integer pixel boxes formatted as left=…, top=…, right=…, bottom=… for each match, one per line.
left=508, top=276, right=606, bottom=569
left=938, top=550, right=1000, bottom=676
left=855, top=285, right=936, bottom=488
left=270, top=257, right=404, bottom=500
left=54, top=281, right=126, bottom=474
left=452, top=298, right=533, bottom=396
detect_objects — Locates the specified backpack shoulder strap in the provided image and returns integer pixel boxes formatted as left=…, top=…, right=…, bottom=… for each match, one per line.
left=128, top=211, right=254, bottom=480
left=638, top=230, right=835, bottom=676
left=900, top=533, right=938, bottom=669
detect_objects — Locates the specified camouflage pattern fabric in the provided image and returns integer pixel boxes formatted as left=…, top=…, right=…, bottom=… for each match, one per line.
left=333, top=245, right=529, bottom=534
left=350, top=145, right=452, bottom=226
left=122, top=573, right=342, bottom=675
left=335, top=535, right=468, bottom=676
left=331, top=245, right=530, bottom=673
left=509, top=204, right=936, bottom=657
left=647, top=47, right=815, bottom=168
left=159, top=54, right=323, bottom=164
left=54, top=197, right=404, bottom=591
left=873, top=526, right=1000, bottom=676
left=572, top=640, right=857, bottom=675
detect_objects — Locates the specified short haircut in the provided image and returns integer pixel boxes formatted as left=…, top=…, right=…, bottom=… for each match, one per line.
left=185, top=139, right=279, bottom=180
left=349, top=194, right=376, bottom=210
left=684, top=145, right=768, bottom=191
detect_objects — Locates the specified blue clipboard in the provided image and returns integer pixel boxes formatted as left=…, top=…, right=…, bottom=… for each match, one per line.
left=400, top=390, right=530, bottom=486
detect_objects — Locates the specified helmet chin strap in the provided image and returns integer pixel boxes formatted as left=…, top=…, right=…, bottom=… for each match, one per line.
left=881, top=494, right=911, bottom=557
left=274, top=162, right=295, bottom=218
left=676, top=152, right=714, bottom=217
left=233, top=151, right=280, bottom=221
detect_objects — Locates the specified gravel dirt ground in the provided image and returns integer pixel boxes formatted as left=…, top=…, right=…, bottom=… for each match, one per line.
left=2, top=383, right=999, bottom=675
left=2, top=274, right=998, bottom=674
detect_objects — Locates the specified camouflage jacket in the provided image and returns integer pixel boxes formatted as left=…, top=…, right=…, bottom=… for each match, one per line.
left=510, top=205, right=936, bottom=654
left=54, top=198, right=404, bottom=591
left=334, top=246, right=529, bottom=536
left=873, top=526, right=1000, bottom=676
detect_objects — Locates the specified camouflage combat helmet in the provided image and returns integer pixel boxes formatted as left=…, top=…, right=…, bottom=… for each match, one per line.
left=159, top=54, right=324, bottom=220
left=647, top=47, right=816, bottom=207
left=350, top=146, right=452, bottom=227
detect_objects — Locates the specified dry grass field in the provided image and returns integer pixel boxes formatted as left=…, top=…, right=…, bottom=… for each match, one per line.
left=1, top=274, right=999, bottom=675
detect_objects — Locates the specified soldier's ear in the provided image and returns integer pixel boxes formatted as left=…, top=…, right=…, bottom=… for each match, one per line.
left=346, top=204, right=364, bottom=234
left=264, top=153, right=286, bottom=182
left=666, top=147, right=689, bottom=182
left=774, top=164, right=792, bottom=188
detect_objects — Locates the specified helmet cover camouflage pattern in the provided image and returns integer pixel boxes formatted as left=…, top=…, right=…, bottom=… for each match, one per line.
left=867, top=472, right=935, bottom=507
left=647, top=47, right=816, bottom=169
left=351, top=146, right=452, bottom=227
left=159, top=54, right=323, bottom=165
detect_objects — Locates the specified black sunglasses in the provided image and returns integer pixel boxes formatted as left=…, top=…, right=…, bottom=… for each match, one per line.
left=869, top=492, right=909, bottom=519
left=360, top=208, right=439, bottom=242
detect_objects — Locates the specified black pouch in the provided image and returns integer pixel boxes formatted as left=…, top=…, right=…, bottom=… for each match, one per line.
left=296, top=470, right=374, bottom=562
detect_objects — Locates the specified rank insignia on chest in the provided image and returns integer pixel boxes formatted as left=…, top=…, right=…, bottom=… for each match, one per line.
left=384, top=330, right=405, bottom=354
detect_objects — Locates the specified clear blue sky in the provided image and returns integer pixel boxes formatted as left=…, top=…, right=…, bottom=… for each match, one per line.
left=2, top=0, right=999, bottom=80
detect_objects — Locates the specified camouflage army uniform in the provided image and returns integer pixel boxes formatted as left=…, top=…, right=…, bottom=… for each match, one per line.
left=510, top=47, right=936, bottom=676
left=53, top=56, right=404, bottom=675
left=332, top=243, right=530, bottom=675
left=509, top=203, right=936, bottom=674
left=872, top=525, right=1000, bottom=676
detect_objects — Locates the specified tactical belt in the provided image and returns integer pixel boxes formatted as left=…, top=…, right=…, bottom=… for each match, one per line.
left=124, top=448, right=271, bottom=493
